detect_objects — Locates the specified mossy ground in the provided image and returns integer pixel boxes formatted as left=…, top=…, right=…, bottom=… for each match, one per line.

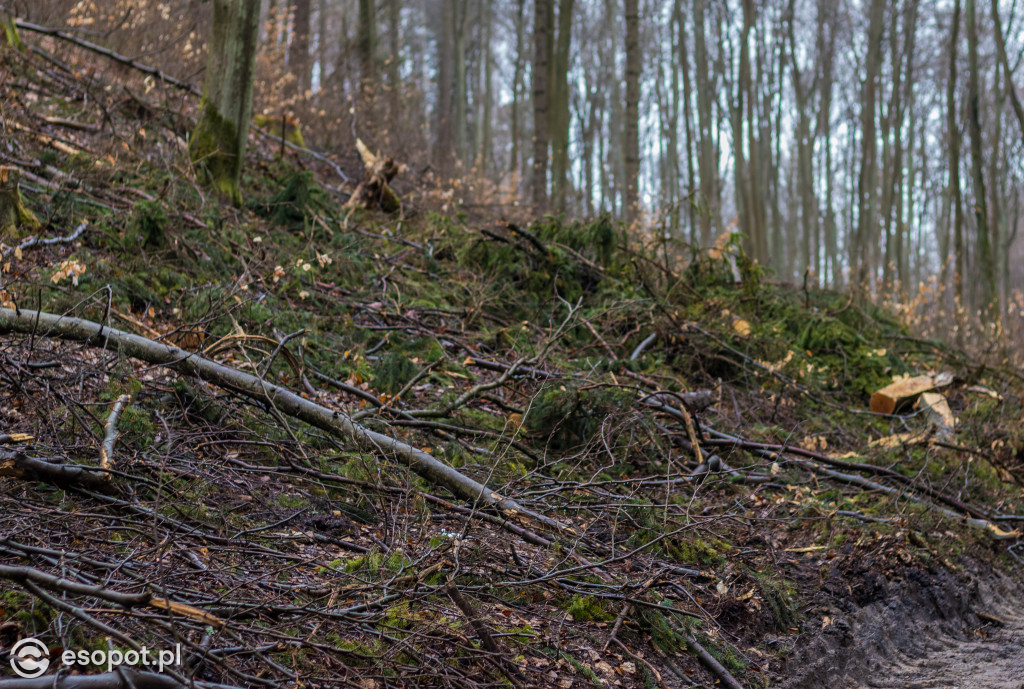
left=1, top=45, right=1022, bottom=689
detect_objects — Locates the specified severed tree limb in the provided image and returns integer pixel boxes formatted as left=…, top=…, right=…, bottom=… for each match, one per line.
left=0, top=308, right=573, bottom=536
left=99, top=393, right=131, bottom=472
left=683, top=633, right=745, bottom=689
left=445, top=579, right=527, bottom=685
left=4, top=15, right=200, bottom=94
left=0, top=448, right=113, bottom=492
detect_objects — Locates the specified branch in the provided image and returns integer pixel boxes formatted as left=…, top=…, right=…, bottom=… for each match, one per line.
left=99, top=393, right=131, bottom=472
left=0, top=308, right=573, bottom=535
left=0, top=670, right=183, bottom=689
left=7, top=17, right=199, bottom=94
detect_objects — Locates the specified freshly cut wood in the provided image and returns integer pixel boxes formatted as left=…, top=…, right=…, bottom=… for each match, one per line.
left=870, top=374, right=941, bottom=414
left=917, top=392, right=955, bottom=435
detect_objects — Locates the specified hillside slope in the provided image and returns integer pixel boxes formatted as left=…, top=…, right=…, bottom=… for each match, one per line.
left=1, top=38, right=1023, bottom=689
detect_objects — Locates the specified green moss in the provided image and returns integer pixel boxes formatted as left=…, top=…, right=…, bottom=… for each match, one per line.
left=371, top=352, right=419, bottom=395
left=127, top=200, right=169, bottom=249
left=562, top=594, right=614, bottom=622
left=189, top=101, right=242, bottom=206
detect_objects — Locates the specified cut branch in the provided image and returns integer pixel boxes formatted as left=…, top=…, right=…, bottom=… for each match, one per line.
left=0, top=308, right=572, bottom=535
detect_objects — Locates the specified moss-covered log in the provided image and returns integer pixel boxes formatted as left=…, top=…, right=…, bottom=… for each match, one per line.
left=188, top=0, right=261, bottom=206
left=0, top=166, right=40, bottom=239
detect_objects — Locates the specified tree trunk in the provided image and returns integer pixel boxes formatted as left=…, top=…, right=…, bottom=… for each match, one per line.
left=966, top=0, right=995, bottom=316
left=189, top=0, right=262, bottom=206
left=357, top=0, right=377, bottom=97
left=532, top=0, right=551, bottom=210
left=549, top=0, right=575, bottom=212
left=853, top=0, right=885, bottom=291
left=947, top=0, right=965, bottom=308
left=510, top=0, right=527, bottom=181
left=434, top=0, right=455, bottom=176
left=289, top=0, right=311, bottom=97
left=623, top=0, right=640, bottom=223
left=692, top=0, right=719, bottom=244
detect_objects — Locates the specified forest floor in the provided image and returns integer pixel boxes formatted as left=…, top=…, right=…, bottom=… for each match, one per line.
left=2, top=37, right=1024, bottom=689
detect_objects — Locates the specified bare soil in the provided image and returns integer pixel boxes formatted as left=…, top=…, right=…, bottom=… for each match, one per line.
left=783, top=562, right=1024, bottom=689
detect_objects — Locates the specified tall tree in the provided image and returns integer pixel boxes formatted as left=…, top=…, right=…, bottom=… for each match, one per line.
left=946, top=0, right=966, bottom=307
left=966, top=0, right=995, bottom=315
left=532, top=0, right=552, bottom=210
left=434, top=0, right=455, bottom=175
left=692, top=0, right=719, bottom=244
left=623, top=0, right=640, bottom=222
left=357, top=0, right=377, bottom=93
left=189, top=0, right=262, bottom=206
left=853, top=0, right=886, bottom=290
left=549, top=0, right=575, bottom=211
left=289, top=0, right=311, bottom=97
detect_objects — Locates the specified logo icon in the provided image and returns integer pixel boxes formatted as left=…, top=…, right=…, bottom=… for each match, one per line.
left=10, top=638, right=50, bottom=678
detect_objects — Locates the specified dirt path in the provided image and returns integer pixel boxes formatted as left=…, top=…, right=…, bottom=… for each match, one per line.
left=843, top=604, right=1024, bottom=689
left=782, top=568, right=1024, bottom=689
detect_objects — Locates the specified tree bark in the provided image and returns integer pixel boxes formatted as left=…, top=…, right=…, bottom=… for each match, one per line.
left=966, top=0, right=995, bottom=316
left=188, top=0, right=261, bottom=207
left=532, top=0, right=551, bottom=211
left=853, top=0, right=885, bottom=291
left=623, top=0, right=640, bottom=223
left=289, top=0, right=311, bottom=97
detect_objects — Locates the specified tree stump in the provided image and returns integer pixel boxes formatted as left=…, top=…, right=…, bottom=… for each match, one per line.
left=0, top=166, right=40, bottom=239
left=344, top=139, right=402, bottom=213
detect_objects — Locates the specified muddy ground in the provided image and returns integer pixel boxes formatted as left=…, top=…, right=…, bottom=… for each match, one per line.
left=782, top=558, right=1024, bottom=689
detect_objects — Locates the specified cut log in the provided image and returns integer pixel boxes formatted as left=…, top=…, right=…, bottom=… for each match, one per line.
left=917, top=392, right=955, bottom=436
left=344, top=138, right=402, bottom=213
left=869, top=374, right=940, bottom=414
left=0, top=166, right=41, bottom=239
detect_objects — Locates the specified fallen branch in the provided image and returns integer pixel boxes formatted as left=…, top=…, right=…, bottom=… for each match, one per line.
left=0, top=448, right=113, bottom=492
left=99, top=393, right=131, bottom=472
left=0, top=308, right=572, bottom=536
left=684, top=633, right=745, bottom=689
left=7, top=16, right=199, bottom=94
left=0, top=670, right=185, bottom=689
left=1, top=221, right=87, bottom=258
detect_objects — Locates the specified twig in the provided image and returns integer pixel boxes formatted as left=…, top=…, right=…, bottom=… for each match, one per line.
left=630, top=332, right=658, bottom=361
left=1, top=221, right=87, bottom=258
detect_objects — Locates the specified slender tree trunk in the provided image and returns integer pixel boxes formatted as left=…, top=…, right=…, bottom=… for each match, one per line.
left=532, top=0, right=551, bottom=210
left=550, top=0, right=575, bottom=212
left=357, top=0, right=377, bottom=95
left=853, top=0, right=886, bottom=292
left=434, top=0, right=455, bottom=176
left=692, top=0, right=718, bottom=244
left=510, top=0, right=526, bottom=181
left=476, top=0, right=493, bottom=177
left=189, top=0, right=262, bottom=207
left=623, top=0, right=641, bottom=223
left=947, top=0, right=965, bottom=308
left=966, top=0, right=995, bottom=316
left=289, top=0, right=311, bottom=97
left=387, top=0, right=402, bottom=123
left=453, top=0, right=468, bottom=164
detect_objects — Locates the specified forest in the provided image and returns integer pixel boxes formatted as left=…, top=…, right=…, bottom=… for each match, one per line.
left=0, top=0, right=1023, bottom=687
